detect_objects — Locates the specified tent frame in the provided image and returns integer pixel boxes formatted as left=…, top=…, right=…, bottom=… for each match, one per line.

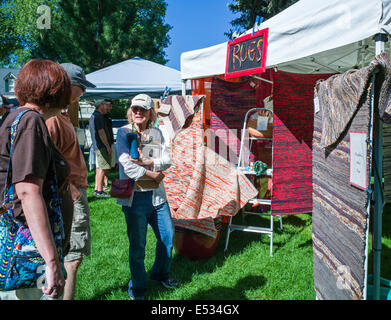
left=366, top=34, right=391, bottom=300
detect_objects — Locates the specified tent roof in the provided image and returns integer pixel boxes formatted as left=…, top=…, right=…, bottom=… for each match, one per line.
left=84, top=57, right=184, bottom=99
left=181, top=0, right=391, bottom=79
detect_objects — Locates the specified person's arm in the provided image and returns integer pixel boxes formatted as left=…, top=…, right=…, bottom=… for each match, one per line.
left=98, top=128, right=111, bottom=155
left=153, top=130, right=172, bottom=172
left=15, top=177, right=65, bottom=299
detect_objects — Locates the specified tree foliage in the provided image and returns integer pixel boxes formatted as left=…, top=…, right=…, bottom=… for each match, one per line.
left=0, top=0, right=59, bottom=66
left=0, top=0, right=171, bottom=72
left=225, top=0, right=299, bottom=39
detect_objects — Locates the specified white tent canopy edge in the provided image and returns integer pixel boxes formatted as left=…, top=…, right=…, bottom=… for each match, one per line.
left=180, top=0, right=391, bottom=79
left=84, top=57, right=189, bottom=99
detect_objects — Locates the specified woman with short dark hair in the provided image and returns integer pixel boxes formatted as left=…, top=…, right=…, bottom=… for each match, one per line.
left=0, top=59, right=73, bottom=300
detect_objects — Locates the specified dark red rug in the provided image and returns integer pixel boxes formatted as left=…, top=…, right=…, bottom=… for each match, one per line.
left=271, top=71, right=333, bottom=216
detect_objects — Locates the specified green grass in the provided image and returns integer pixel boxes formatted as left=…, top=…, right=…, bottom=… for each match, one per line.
left=73, top=169, right=391, bottom=300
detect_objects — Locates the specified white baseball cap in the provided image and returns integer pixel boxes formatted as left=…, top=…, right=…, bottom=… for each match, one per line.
left=130, top=94, right=153, bottom=110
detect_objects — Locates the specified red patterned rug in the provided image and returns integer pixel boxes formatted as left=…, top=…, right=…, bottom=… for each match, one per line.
left=210, top=77, right=257, bottom=165
left=271, top=71, right=333, bottom=216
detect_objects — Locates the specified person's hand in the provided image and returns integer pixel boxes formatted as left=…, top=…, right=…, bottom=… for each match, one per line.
left=41, top=261, right=65, bottom=299
left=106, top=145, right=112, bottom=155
left=151, top=171, right=165, bottom=184
left=129, top=152, right=153, bottom=168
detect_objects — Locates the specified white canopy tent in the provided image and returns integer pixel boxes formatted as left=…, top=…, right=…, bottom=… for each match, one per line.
left=84, top=57, right=188, bottom=99
left=180, top=0, right=391, bottom=300
left=180, top=0, right=391, bottom=79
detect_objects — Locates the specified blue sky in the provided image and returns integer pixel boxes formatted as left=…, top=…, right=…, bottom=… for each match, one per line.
left=164, top=0, right=239, bottom=70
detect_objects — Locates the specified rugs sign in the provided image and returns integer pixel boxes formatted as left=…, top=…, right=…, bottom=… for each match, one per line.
left=225, top=28, right=269, bottom=79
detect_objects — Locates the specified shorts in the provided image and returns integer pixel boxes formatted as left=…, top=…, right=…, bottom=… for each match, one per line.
left=64, top=188, right=91, bottom=262
left=95, top=144, right=115, bottom=170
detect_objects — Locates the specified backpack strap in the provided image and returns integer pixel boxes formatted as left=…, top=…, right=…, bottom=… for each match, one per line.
left=2, top=109, right=31, bottom=204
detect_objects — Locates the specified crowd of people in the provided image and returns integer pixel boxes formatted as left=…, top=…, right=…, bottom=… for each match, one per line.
left=0, top=59, right=176, bottom=300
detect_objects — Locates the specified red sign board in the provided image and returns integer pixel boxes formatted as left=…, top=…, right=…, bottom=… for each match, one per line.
left=225, top=28, right=269, bottom=79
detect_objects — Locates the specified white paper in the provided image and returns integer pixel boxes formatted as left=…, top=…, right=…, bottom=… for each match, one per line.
left=257, top=116, right=269, bottom=131
left=314, top=96, right=320, bottom=114
left=140, top=142, right=161, bottom=159
left=349, top=131, right=367, bottom=190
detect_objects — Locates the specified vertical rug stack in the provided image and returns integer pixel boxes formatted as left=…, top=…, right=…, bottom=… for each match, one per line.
left=312, top=53, right=391, bottom=300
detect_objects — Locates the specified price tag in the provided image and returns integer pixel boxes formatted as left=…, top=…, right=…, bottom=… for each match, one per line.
left=314, top=96, right=320, bottom=114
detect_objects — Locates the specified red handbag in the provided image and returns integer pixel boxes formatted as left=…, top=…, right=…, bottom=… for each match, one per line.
left=110, top=178, right=133, bottom=198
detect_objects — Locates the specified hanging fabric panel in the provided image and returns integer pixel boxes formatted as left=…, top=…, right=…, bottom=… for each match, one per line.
left=209, top=77, right=257, bottom=165
left=271, top=71, right=332, bottom=216
left=312, top=53, right=391, bottom=300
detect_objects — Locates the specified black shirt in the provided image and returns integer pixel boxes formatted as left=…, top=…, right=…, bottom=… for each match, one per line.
left=89, top=110, right=112, bottom=149
left=104, top=113, right=114, bottom=145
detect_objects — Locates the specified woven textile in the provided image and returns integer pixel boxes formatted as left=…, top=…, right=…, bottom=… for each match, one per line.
left=164, top=108, right=258, bottom=238
left=210, top=77, right=257, bottom=165
left=159, top=95, right=205, bottom=143
left=312, top=53, right=391, bottom=300
left=319, top=53, right=391, bottom=148
left=271, top=71, right=332, bottom=216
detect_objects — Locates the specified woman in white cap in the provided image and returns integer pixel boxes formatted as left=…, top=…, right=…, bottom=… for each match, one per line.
left=115, top=93, right=177, bottom=300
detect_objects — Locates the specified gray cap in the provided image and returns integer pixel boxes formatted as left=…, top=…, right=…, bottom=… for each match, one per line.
left=130, top=94, right=153, bottom=110
left=60, top=63, right=96, bottom=89
left=94, top=99, right=112, bottom=107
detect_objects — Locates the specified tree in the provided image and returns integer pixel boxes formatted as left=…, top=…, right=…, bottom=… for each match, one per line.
left=33, top=0, right=171, bottom=73
left=0, top=0, right=59, bottom=67
left=0, top=0, right=171, bottom=72
left=225, top=0, right=299, bottom=39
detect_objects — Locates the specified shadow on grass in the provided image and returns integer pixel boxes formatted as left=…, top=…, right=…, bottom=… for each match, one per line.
left=88, top=282, right=129, bottom=300
left=188, top=275, right=267, bottom=300
left=298, top=239, right=313, bottom=248
left=87, top=196, right=113, bottom=204
left=222, top=213, right=312, bottom=256
left=160, top=213, right=312, bottom=289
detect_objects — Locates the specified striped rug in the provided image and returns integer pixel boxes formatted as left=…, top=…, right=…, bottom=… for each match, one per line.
left=159, top=95, right=205, bottom=143
left=312, top=53, right=391, bottom=300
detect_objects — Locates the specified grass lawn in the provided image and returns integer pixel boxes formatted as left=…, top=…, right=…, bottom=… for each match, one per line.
left=74, top=170, right=391, bottom=300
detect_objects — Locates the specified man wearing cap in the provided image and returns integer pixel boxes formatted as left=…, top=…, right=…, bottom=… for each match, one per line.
left=89, top=99, right=115, bottom=197
left=45, top=62, right=95, bottom=300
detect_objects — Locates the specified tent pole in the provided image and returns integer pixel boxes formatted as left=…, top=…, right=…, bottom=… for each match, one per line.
left=372, top=33, right=387, bottom=300
left=182, top=80, right=187, bottom=96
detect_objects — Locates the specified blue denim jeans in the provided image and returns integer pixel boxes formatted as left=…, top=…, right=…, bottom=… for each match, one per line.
left=122, top=191, right=174, bottom=297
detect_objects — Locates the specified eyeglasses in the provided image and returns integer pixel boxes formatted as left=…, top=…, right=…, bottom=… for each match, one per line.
left=131, top=107, right=148, bottom=113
